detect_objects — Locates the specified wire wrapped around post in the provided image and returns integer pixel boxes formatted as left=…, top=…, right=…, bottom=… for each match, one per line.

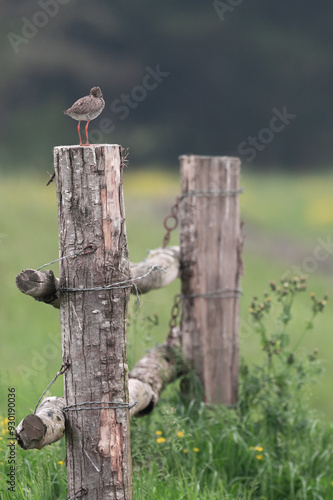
left=179, top=155, right=243, bottom=406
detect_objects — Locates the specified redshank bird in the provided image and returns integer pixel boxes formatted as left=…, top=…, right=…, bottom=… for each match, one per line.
left=64, top=87, right=105, bottom=146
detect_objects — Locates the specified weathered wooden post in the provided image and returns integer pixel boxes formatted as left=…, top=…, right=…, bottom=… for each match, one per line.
left=54, top=145, right=133, bottom=499
left=179, top=155, right=243, bottom=405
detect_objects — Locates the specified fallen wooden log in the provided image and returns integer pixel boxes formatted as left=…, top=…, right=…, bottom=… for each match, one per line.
left=15, top=246, right=180, bottom=309
left=16, top=327, right=183, bottom=450
left=128, top=326, right=182, bottom=417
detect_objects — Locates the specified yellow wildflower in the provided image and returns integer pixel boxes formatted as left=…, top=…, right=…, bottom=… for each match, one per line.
left=177, top=431, right=184, bottom=438
left=256, top=455, right=263, bottom=460
left=57, top=461, right=64, bottom=465
left=250, top=445, right=263, bottom=452
left=157, top=437, right=166, bottom=444
left=155, top=430, right=163, bottom=436
left=1, top=429, right=6, bottom=435
left=193, top=447, right=199, bottom=452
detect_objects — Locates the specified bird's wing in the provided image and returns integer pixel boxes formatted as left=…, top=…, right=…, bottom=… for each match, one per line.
left=67, top=96, right=92, bottom=114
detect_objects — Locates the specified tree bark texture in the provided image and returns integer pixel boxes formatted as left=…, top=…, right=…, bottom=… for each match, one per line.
left=54, top=145, right=132, bottom=500
left=179, top=155, right=243, bottom=405
left=15, top=247, right=180, bottom=309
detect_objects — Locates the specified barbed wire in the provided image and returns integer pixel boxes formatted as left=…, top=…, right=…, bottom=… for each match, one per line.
left=34, top=362, right=70, bottom=414
left=34, top=362, right=137, bottom=416
left=64, top=401, right=138, bottom=412
left=37, top=244, right=97, bottom=271
left=181, top=288, right=242, bottom=300
left=57, top=264, right=165, bottom=308
left=178, top=188, right=244, bottom=200
left=35, top=245, right=166, bottom=307
left=57, top=265, right=165, bottom=293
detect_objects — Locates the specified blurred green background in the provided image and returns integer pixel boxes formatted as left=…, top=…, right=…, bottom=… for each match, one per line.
left=1, top=1, right=333, bottom=170
left=1, top=3, right=333, bottom=424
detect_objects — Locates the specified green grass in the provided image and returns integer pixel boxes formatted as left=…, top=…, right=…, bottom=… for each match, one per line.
left=241, top=171, right=333, bottom=238
left=2, top=381, right=333, bottom=499
left=1, top=168, right=333, bottom=498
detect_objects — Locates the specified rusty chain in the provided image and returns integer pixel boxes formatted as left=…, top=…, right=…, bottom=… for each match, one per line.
left=162, top=198, right=182, bottom=330
left=162, top=197, right=179, bottom=248
left=168, top=293, right=182, bottom=333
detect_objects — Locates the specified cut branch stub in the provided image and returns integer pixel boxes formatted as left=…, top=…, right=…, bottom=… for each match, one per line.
left=16, top=269, right=60, bottom=308
left=15, top=397, right=65, bottom=450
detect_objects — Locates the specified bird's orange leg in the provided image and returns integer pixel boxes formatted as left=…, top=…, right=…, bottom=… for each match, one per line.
left=77, top=121, right=83, bottom=146
left=85, top=121, right=90, bottom=146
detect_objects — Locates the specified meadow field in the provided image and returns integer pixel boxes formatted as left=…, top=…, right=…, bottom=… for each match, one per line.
left=1, top=166, right=333, bottom=498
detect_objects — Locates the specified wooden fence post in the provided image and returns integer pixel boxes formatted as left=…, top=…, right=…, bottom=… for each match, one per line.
left=54, top=145, right=133, bottom=499
left=179, top=155, right=243, bottom=405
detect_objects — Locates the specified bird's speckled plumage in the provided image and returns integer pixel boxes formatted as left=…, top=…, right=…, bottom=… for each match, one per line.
left=64, top=87, right=105, bottom=121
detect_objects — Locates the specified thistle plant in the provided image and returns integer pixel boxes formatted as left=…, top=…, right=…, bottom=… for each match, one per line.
left=240, top=276, right=328, bottom=452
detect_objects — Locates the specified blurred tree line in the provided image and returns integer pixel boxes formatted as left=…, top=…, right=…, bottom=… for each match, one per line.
left=1, top=0, right=333, bottom=172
